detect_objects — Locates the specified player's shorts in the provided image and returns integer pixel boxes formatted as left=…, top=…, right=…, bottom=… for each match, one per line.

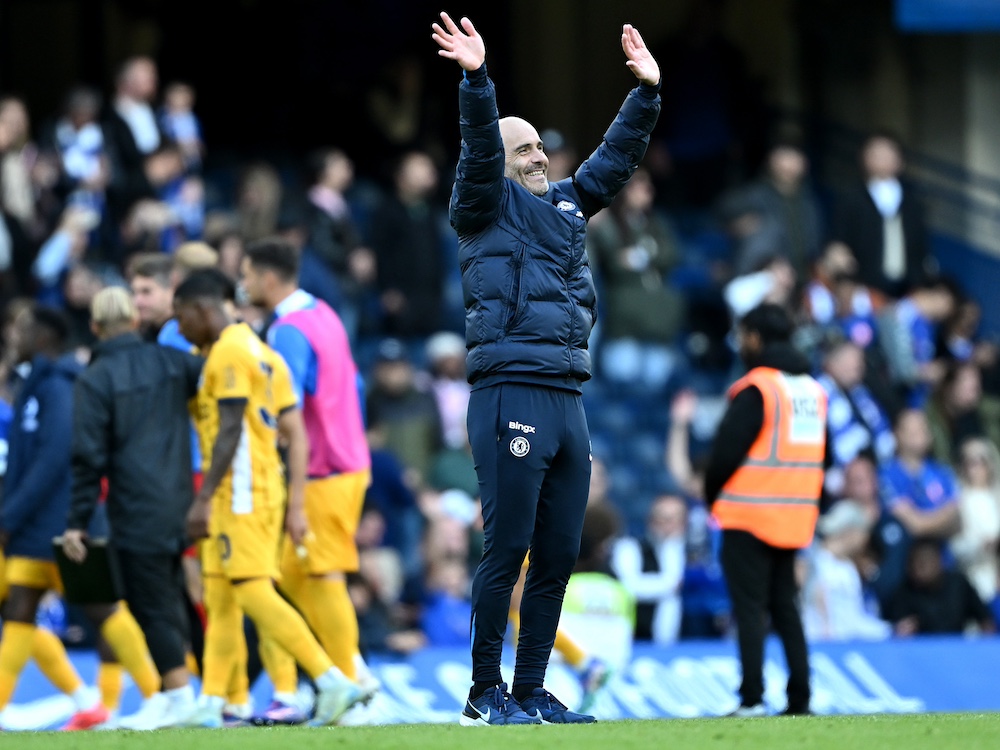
left=202, top=501, right=284, bottom=582
left=281, top=470, right=369, bottom=576
left=5, top=556, right=63, bottom=594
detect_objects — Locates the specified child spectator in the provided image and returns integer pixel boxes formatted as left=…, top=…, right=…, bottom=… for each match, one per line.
left=159, top=82, right=204, bottom=171
left=885, top=539, right=995, bottom=636
left=420, top=556, right=472, bottom=648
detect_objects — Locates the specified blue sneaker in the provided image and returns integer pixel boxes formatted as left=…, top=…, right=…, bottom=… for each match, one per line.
left=519, top=688, right=596, bottom=724
left=460, top=683, right=541, bottom=726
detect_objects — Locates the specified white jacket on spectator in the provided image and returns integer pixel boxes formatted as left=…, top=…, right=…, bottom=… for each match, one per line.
left=802, top=545, right=891, bottom=641
left=803, top=500, right=892, bottom=641
left=610, top=535, right=684, bottom=645
left=950, top=439, right=1000, bottom=603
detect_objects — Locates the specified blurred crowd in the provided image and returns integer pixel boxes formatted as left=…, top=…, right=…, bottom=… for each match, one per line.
left=1, top=48, right=999, bottom=671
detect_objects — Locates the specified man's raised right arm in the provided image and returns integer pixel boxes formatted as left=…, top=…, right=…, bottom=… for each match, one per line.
left=433, top=13, right=504, bottom=234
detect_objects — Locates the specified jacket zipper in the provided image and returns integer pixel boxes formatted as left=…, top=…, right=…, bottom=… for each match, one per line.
left=504, top=243, right=526, bottom=335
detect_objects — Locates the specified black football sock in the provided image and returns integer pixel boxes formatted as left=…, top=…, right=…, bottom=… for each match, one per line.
left=470, top=681, right=501, bottom=701
left=511, top=683, right=542, bottom=703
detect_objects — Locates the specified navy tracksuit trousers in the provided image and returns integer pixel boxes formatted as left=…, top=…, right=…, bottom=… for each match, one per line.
left=467, top=382, right=592, bottom=688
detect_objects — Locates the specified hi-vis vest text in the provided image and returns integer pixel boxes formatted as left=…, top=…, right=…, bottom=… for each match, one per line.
left=712, top=367, right=827, bottom=549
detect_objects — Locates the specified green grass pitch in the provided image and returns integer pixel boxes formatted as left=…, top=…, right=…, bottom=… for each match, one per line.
left=1, top=714, right=999, bottom=750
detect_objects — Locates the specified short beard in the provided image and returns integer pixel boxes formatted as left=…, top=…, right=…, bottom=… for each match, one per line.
left=523, top=178, right=548, bottom=196
left=505, top=165, right=548, bottom=196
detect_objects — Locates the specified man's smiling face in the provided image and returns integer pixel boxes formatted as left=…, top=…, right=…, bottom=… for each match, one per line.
left=500, top=117, right=549, bottom=196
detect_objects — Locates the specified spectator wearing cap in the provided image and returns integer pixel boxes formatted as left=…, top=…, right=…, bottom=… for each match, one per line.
left=425, top=331, right=471, bottom=451
left=366, top=338, right=443, bottom=486
left=801, top=500, right=892, bottom=641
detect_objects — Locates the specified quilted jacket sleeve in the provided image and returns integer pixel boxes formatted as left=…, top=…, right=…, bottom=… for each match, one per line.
left=573, top=82, right=661, bottom=217
left=449, top=64, right=505, bottom=235
left=3, top=375, right=75, bottom=537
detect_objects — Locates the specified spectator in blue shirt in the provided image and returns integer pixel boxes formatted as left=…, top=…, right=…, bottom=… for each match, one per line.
left=875, top=409, right=961, bottom=606
left=877, top=280, right=957, bottom=409
left=159, top=82, right=204, bottom=172
left=421, top=556, right=472, bottom=648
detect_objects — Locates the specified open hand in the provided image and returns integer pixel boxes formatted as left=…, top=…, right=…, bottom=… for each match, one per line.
left=432, top=12, right=486, bottom=72
left=622, top=24, right=659, bottom=86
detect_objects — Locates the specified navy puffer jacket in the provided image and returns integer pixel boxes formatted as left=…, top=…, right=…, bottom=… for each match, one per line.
left=450, top=65, right=660, bottom=389
left=3, top=354, right=79, bottom=560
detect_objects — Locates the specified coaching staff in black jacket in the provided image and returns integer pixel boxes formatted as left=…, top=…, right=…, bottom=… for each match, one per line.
left=63, top=286, right=203, bottom=720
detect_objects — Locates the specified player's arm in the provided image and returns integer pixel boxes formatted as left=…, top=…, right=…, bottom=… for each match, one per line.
left=432, top=13, right=504, bottom=234
left=277, top=405, right=308, bottom=545
left=64, top=374, right=112, bottom=562
left=572, top=25, right=661, bottom=217
left=187, top=399, right=245, bottom=540
left=201, top=400, right=246, bottom=502
left=268, top=324, right=310, bottom=404
left=703, top=386, right=765, bottom=506
left=271, top=355, right=308, bottom=544
left=180, top=351, right=206, bottom=398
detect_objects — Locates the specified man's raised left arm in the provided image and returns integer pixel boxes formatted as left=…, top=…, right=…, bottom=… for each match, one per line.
left=573, top=24, right=661, bottom=216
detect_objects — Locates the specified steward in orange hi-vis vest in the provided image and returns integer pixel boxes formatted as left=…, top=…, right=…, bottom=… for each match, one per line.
left=712, top=367, right=828, bottom=549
